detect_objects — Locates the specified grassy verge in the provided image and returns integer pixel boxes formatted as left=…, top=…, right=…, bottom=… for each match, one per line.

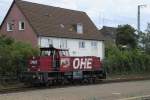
left=0, top=82, right=24, bottom=90
left=107, top=73, right=150, bottom=80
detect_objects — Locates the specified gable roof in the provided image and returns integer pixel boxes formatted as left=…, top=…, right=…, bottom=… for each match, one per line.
left=3, top=0, right=103, bottom=41
left=100, top=26, right=117, bottom=40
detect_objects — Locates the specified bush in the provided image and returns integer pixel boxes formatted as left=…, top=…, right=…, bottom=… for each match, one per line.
left=0, top=35, right=39, bottom=78
left=104, top=45, right=150, bottom=75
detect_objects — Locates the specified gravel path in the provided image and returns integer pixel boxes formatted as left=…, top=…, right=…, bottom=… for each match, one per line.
left=0, top=80, right=150, bottom=100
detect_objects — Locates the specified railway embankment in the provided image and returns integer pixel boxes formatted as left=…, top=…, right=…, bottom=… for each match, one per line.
left=0, top=73, right=150, bottom=94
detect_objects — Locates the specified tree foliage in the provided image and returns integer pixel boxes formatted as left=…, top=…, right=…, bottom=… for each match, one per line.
left=104, top=45, right=150, bottom=75
left=144, top=23, right=150, bottom=54
left=0, top=35, right=39, bottom=77
left=104, top=24, right=150, bottom=75
left=116, top=24, right=138, bottom=49
left=138, top=23, right=150, bottom=54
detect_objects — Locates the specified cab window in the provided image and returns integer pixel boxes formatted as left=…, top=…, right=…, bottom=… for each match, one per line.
left=59, top=50, right=69, bottom=56
left=40, top=50, right=54, bottom=56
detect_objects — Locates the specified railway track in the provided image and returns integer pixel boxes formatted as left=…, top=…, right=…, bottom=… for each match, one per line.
left=0, top=76, right=150, bottom=94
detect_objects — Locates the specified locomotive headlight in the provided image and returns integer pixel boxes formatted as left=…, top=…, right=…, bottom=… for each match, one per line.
left=61, top=58, right=70, bottom=68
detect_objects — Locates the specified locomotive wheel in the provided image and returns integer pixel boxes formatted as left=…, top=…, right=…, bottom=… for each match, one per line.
left=91, top=78, right=96, bottom=84
left=61, top=78, right=69, bottom=85
left=81, top=78, right=88, bottom=84
left=45, top=80, right=53, bottom=87
left=88, top=78, right=94, bottom=84
left=45, top=82, right=50, bottom=87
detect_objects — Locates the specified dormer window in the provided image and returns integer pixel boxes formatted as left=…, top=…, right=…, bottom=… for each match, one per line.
left=7, top=22, right=14, bottom=31
left=19, top=21, right=25, bottom=30
left=77, top=23, right=83, bottom=34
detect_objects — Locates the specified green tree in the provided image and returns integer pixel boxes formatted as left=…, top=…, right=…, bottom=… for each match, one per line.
left=0, top=35, right=39, bottom=77
left=145, top=23, right=150, bottom=54
left=138, top=23, right=150, bottom=54
left=116, top=24, right=138, bottom=49
left=104, top=45, right=150, bottom=75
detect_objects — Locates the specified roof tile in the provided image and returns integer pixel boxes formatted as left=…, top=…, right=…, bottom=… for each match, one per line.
left=16, top=0, right=104, bottom=40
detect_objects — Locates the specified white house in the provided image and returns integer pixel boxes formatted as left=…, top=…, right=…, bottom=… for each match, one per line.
left=0, top=0, right=105, bottom=59
left=39, top=37, right=105, bottom=59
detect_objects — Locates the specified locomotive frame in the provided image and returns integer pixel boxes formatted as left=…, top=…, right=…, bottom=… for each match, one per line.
left=22, top=45, right=106, bottom=86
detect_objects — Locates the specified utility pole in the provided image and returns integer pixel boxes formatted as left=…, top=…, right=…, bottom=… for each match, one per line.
left=137, top=5, right=140, bottom=33
left=137, top=5, right=146, bottom=33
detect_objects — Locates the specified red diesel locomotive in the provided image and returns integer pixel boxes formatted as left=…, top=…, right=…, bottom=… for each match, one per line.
left=23, top=46, right=106, bottom=85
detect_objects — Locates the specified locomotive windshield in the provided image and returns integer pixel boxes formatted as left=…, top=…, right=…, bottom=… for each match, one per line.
left=40, top=50, right=54, bottom=56
left=40, top=47, right=55, bottom=56
left=40, top=46, right=69, bottom=57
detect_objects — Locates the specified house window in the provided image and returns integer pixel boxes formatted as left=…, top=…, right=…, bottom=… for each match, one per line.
left=91, top=41, right=97, bottom=48
left=77, top=23, right=83, bottom=34
left=48, top=39, right=53, bottom=47
left=7, top=22, right=14, bottom=31
left=19, top=21, right=25, bottom=30
left=60, top=39, right=67, bottom=49
left=79, top=41, right=85, bottom=48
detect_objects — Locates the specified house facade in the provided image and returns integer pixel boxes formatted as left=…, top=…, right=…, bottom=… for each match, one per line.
left=0, top=0, right=105, bottom=59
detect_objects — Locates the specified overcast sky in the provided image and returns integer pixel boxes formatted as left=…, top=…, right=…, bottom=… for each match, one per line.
left=1, top=0, right=150, bottom=31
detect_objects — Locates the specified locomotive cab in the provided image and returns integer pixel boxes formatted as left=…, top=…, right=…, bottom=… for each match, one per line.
left=40, top=46, right=69, bottom=71
left=29, top=45, right=69, bottom=72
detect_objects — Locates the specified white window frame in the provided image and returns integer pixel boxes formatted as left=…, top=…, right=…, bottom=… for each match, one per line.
left=19, top=21, right=25, bottom=30
left=7, top=22, right=14, bottom=31
left=77, top=23, right=83, bottom=34
left=91, top=41, right=98, bottom=48
left=48, top=39, right=53, bottom=47
left=79, top=41, right=85, bottom=48
left=60, top=39, right=67, bottom=49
